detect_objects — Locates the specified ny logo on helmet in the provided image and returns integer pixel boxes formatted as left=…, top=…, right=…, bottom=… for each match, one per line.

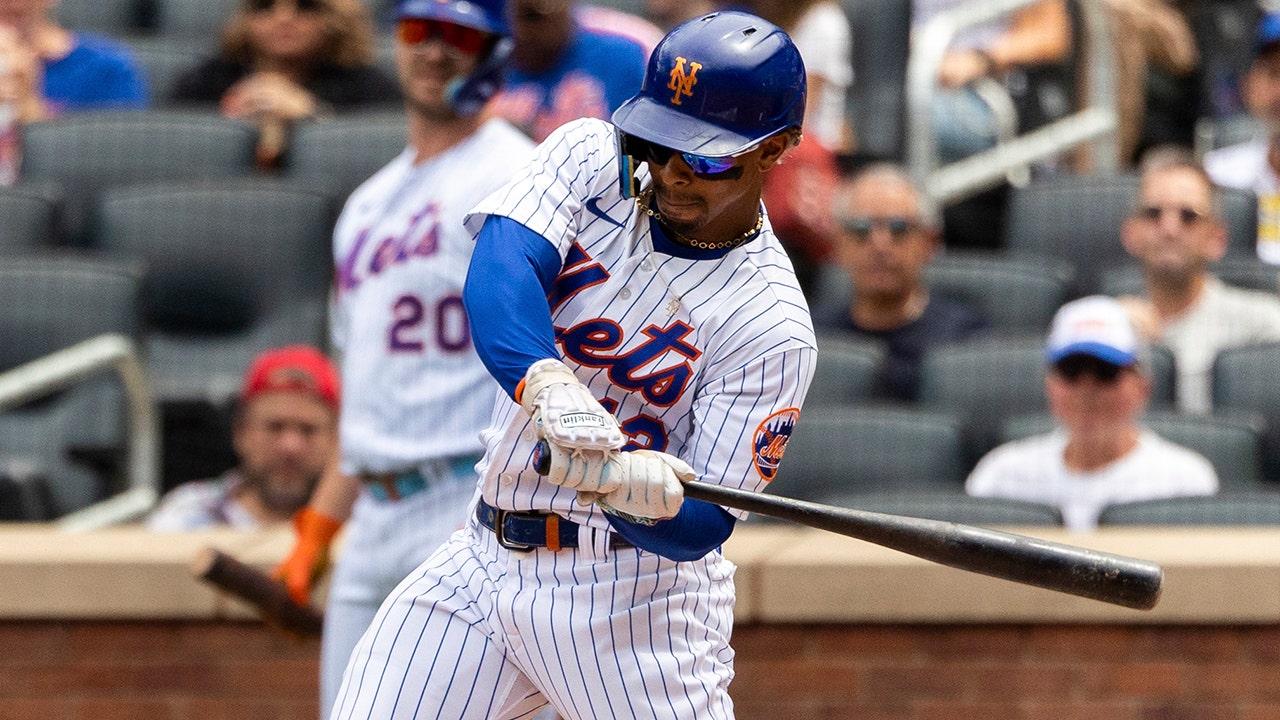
left=667, top=57, right=702, bottom=106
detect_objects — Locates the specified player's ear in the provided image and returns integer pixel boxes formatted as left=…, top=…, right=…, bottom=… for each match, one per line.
left=756, top=129, right=799, bottom=171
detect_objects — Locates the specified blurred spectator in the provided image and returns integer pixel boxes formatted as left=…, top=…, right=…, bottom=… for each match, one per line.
left=812, top=163, right=989, bottom=401
left=914, top=0, right=1072, bottom=164
left=1100, top=0, right=1197, bottom=164
left=643, top=0, right=719, bottom=32
left=170, top=0, right=400, bottom=166
left=966, top=295, right=1217, bottom=532
left=147, top=346, right=340, bottom=532
left=487, top=0, right=660, bottom=141
left=0, top=0, right=147, bottom=122
left=1119, top=147, right=1280, bottom=414
left=1204, top=11, right=1280, bottom=264
left=750, top=0, right=852, bottom=154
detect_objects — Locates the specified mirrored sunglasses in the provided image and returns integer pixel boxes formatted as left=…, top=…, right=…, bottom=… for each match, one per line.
left=398, top=18, right=491, bottom=55
left=630, top=136, right=752, bottom=178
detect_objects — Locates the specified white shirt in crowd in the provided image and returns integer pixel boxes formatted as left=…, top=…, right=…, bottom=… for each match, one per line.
left=966, top=429, right=1218, bottom=531
left=1204, top=138, right=1280, bottom=264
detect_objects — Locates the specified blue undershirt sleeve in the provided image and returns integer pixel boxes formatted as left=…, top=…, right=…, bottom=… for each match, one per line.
left=464, top=215, right=563, bottom=398
left=605, top=500, right=736, bottom=562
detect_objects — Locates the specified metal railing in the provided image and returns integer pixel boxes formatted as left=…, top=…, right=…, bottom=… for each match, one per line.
left=906, top=0, right=1119, bottom=205
left=0, top=334, right=159, bottom=531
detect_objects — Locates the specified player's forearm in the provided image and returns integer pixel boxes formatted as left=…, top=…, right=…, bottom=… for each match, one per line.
left=465, top=215, right=563, bottom=397
left=306, top=461, right=360, bottom=524
left=605, top=499, right=735, bottom=562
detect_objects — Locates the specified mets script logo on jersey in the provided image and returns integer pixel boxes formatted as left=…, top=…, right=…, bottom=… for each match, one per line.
left=752, top=407, right=800, bottom=482
left=337, top=203, right=443, bottom=292
left=668, top=57, right=702, bottom=106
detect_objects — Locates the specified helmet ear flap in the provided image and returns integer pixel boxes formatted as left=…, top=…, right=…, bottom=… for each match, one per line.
left=447, top=36, right=513, bottom=116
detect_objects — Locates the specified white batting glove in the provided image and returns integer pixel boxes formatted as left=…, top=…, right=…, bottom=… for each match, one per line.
left=539, top=441, right=622, bottom=494
left=520, top=359, right=624, bottom=451
left=583, top=450, right=692, bottom=524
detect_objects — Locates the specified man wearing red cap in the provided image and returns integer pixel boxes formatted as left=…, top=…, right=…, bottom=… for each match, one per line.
left=147, top=345, right=340, bottom=531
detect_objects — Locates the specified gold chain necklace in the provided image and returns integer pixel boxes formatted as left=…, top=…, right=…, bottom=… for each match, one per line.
left=636, top=188, right=763, bottom=251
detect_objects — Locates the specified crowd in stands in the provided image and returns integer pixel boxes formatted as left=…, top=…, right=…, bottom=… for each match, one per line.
left=5, top=0, right=1280, bottom=535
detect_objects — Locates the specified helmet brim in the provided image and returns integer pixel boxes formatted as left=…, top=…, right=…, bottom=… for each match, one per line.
left=612, top=95, right=760, bottom=158
left=397, top=0, right=507, bottom=35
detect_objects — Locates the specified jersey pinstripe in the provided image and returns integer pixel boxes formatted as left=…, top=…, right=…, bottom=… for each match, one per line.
left=331, top=118, right=536, bottom=474
left=462, top=117, right=817, bottom=525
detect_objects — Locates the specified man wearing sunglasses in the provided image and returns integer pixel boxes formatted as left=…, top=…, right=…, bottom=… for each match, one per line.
left=814, top=163, right=988, bottom=401
left=331, top=11, right=813, bottom=720
left=967, top=296, right=1217, bottom=532
left=1119, top=147, right=1280, bottom=414
left=276, top=0, right=534, bottom=716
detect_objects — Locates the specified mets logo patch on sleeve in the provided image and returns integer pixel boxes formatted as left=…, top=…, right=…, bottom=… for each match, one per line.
left=752, top=407, right=800, bottom=482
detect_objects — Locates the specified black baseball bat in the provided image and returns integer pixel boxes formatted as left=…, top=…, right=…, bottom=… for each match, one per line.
left=533, top=440, right=1162, bottom=610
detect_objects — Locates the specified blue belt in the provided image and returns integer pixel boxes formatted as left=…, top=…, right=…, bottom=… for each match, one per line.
left=475, top=499, right=631, bottom=551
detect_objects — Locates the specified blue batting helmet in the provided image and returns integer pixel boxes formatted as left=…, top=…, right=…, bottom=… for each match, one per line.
left=396, top=0, right=512, bottom=115
left=611, top=11, right=806, bottom=158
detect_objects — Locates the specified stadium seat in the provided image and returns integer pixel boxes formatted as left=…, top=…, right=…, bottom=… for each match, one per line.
left=843, top=0, right=910, bottom=162
left=1212, top=342, right=1280, bottom=482
left=1194, top=113, right=1264, bottom=159
left=0, top=256, right=145, bottom=518
left=821, top=491, right=1063, bottom=527
left=1004, top=174, right=1258, bottom=293
left=0, top=182, right=63, bottom=251
left=55, top=0, right=147, bottom=36
left=807, top=252, right=1074, bottom=334
left=924, top=252, right=1075, bottom=332
left=91, top=180, right=334, bottom=404
left=1099, top=258, right=1280, bottom=297
left=1000, top=410, right=1267, bottom=490
left=771, top=405, right=968, bottom=502
left=119, top=36, right=206, bottom=104
left=285, top=111, right=408, bottom=200
left=20, top=111, right=259, bottom=245
left=1100, top=492, right=1280, bottom=526
left=807, top=333, right=887, bottom=407
left=153, top=0, right=238, bottom=37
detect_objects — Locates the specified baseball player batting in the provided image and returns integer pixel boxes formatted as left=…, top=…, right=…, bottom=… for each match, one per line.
left=271, top=0, right=534, bottom=715
left=330, top=11, right=814, bottom=719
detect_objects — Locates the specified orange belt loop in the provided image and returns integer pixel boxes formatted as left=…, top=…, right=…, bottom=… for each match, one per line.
left=545, top=514, right=561, bottom=551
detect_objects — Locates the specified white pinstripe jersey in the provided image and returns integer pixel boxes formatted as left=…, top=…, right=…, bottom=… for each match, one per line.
left=463, top=118, right=817, bottom=529
left=332, top=118, right=535, bottom=475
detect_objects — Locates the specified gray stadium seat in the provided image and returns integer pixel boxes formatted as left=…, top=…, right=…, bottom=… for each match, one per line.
left=1004, top=174, right=1258, bottom=294
left=821, top=491, right=1063, bottom=527
left=285, top=112, right=407, bottom=200
left=0, top=256, right=145, bottom=518
left=1212, top=342, right=1280, bottom=482
left=1100, top=492, right=1280, bottom=526
left=92, top=180, right=333, bottom=404
left=119, top=36, right=206, bottom=104
left=56, top=0, right=146, bottom=36
left=924, top=252, right=1075, bottom=332
left=771, top=406, right=968, bottom=502
left=807, top=333, right=887, bottom=407
left=0, top=183, right=63, bottom=251
left=154, top=0, right=238, bottom=37
left=21, top=111, right=258, bottom=245
left=1195, top=113, right=1264, bottom=159
left=1000, top=410, right=1267, bottom=490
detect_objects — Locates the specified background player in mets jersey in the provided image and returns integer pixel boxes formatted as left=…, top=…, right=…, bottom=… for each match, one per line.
left=331, top=12, right=815, bottom=719
left=271, top=0, right=534, bottom=716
